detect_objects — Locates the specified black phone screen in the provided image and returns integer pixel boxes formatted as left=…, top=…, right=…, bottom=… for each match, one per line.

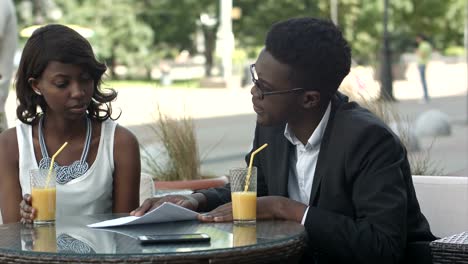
left=138, top=233, right=210, bottom=244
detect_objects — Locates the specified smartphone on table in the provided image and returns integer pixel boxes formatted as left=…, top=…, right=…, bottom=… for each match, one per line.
left=137, top=233, right=210, bottom=244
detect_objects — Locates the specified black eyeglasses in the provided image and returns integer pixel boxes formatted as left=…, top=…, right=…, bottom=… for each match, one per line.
left=250, top=64, right=304, bottom=100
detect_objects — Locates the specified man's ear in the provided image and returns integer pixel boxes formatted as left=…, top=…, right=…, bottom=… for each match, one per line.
left=303, top=91, right=321, bottom=109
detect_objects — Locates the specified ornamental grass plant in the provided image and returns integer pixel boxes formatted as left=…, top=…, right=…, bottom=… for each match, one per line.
left=339, top=81, right=444, bottom=176
left=141, top=107, right=202, bottom=182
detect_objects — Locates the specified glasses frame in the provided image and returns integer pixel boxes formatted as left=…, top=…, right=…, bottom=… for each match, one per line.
left=250, top=64, right=305, bottom=100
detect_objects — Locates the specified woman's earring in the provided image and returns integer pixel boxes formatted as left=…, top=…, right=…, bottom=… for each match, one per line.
left=34, top=90, right=41, bottom=96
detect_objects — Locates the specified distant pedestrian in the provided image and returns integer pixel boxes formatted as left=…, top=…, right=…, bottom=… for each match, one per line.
left=415, top=34, right=432, bottom=103
left=0, top=0, right=18, bottom=131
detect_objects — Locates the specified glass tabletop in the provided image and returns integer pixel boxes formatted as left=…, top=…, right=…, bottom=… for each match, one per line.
left=0, top=214, right=306, bottom=260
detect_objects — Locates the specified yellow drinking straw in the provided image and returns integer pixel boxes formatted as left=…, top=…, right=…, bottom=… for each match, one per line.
left=45, top=141, right=68, bottom=187
left=244, top=143, right=268, bottom=192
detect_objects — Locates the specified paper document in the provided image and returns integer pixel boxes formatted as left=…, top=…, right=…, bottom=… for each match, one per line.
left=87, top=202, right=199, bottom=228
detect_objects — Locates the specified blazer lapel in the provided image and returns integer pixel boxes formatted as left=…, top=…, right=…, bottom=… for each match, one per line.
left=308, top=94, right=343, bottom=205
left=270, top=129, right=291, bottom=196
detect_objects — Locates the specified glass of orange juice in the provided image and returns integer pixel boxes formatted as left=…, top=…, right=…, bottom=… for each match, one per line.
left=233, top=224, right=257, bottom=246
left=32, top=225, right=57, bottom=252
left=30, top=169, right=56, bottom=224
left=230, top=167, right=257, bottom=224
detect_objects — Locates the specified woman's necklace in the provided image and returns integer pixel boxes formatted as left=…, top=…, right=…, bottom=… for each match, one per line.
left=38, top=116, right=92, bottom=184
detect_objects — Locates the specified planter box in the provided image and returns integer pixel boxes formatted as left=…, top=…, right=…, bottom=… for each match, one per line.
left=155, top=176, right=228, bottom=191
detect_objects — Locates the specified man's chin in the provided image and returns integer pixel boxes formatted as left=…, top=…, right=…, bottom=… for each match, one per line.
left=256, top=115, right=266, bottom=126
left=256, top=116, right=275, bottom=127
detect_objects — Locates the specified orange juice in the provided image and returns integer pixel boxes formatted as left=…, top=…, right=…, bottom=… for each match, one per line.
left=31, top=187, right=56, bottom=222
left=33, top=225, right=57, bottom=252
left=233, top=224, right=257, bottom=246
left=231, top=191, right=256, bottom=222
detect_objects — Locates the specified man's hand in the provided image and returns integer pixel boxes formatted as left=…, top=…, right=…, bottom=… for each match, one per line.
left=199, top=196, right=307, bottom=223
left=130, top=194, right=204, bottom=216
left=198, top=202, right=233, bottom=222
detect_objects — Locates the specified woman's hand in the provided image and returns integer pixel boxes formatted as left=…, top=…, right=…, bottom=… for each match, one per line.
left=20, top=226, right=37, bottom=250
left=19, top=194, right=35, bottom=224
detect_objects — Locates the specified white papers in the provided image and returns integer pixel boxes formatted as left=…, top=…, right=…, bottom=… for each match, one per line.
left=87, top=202, right=199, bottom=228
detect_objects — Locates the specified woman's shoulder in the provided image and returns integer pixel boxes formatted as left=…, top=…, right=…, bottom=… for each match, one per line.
left=92, top=118, right=138, bottom=149
left=0, top=127, right=18, bottom=142
left=113, top=124, right=139, bottom=147
left=0, top=127, right=19, bottom=158
left=112, top=124, right=139, bottom=162
left=98, top=119, right=135, bottom=138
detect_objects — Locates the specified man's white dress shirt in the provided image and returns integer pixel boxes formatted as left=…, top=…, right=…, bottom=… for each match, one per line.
left=284, top=102, right=331, bottom=224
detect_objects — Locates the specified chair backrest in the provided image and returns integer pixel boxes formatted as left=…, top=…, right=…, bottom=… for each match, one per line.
left=140, top=172, right=155, bottom=202
left=412, top=175, right=468, bottom=238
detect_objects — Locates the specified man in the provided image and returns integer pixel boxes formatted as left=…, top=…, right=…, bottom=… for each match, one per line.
left=0, top=0, right=17, bottom=131
left=415, top=34, right=432, bottom=103
left=132, top=17, right=435, bottom=263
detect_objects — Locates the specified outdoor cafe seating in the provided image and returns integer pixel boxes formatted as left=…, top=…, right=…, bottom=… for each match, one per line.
left=1, top=173, right=467, bottom=263
left=412, top=175, right=468, bottom=263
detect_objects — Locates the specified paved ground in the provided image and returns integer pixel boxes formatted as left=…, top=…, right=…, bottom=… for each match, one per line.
left=390, top=96, right=467, bottom=176
left=191, top=95, right=468, bottom=177
left=122, top=61, right=468, bottom=177
left=3, top=61, right=467, bottom=177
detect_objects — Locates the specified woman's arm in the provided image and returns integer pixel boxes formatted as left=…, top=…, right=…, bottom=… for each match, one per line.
left=112, top=125, right=141, bottom=213
left=0, top=128, right=23, bottom=223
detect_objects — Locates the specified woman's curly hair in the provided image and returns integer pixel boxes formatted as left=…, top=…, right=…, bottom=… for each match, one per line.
left=15, top=24, right=118, bottom=124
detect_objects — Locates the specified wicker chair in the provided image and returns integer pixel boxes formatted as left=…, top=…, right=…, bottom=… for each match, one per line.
left=140, top=172, right=155, bottom=202
left=431, top=232, right=468, bottom=264
left=413, top=175, right=468, bottom=263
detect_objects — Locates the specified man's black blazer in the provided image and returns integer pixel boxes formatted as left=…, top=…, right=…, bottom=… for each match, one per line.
left=198, top=93, right=435, bottom=263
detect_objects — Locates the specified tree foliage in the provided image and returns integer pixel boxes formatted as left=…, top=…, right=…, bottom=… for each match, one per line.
left=13, top=0, right=466, bottom=77
left=233, top=0, right=321, bottom=49
left=54, top=0, right=154, bottom=77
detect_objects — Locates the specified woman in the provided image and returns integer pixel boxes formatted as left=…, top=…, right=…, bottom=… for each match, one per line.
left=0, top=24, right=141, bottom=224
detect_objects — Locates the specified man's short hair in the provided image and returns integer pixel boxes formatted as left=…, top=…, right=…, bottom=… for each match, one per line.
left=265, top=17, right=351, bottom=102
